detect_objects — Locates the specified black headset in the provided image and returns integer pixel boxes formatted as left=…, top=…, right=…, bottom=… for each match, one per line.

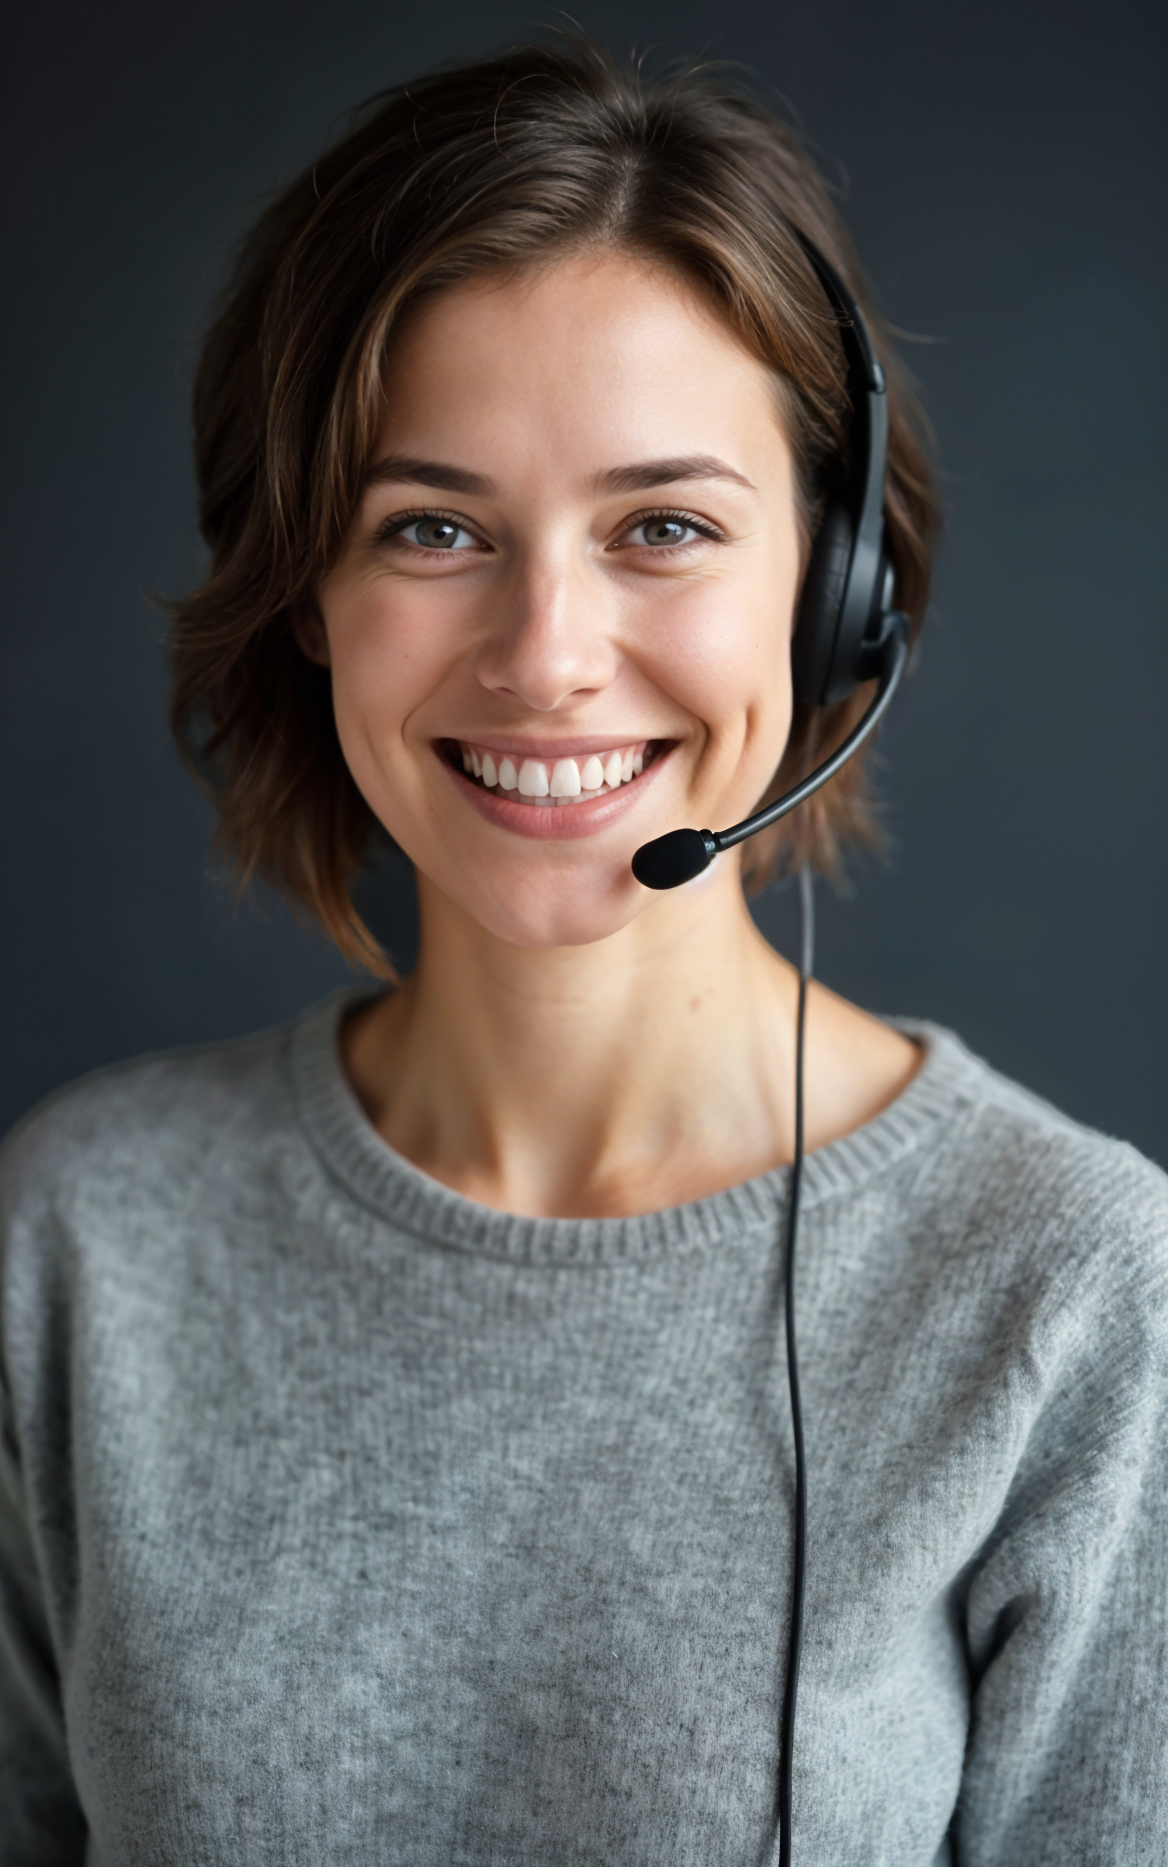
left=630, top=238, right=908, bottom=894
left=629, top=240, right=910, bottom=1867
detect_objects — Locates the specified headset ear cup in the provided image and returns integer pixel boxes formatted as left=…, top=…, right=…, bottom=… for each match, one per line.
left=792, top=500, right=854, bottom=706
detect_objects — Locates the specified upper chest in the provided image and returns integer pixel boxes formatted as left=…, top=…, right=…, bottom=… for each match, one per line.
left=36, top=1190, right=1022, bottom=1864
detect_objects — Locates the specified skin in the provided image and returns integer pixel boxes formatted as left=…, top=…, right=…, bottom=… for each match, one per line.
left=305, top=248, right=920, bottom=1219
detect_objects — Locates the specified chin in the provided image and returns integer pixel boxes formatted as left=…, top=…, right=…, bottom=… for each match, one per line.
left=430, top=857, right=649, bottom=951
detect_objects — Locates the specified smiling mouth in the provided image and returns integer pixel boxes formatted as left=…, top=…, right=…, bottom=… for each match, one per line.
left=444, top=739, right=667, bottom=806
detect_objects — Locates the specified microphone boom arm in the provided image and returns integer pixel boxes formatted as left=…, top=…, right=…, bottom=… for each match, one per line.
left=631, top=613, right=909, bottom=891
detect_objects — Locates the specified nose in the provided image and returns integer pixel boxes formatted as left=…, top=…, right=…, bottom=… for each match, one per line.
left=473, top=549, right=619, bottom=713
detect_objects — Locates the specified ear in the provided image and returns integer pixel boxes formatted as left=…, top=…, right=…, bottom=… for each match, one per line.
left=293, top=602, right=331, bottom=667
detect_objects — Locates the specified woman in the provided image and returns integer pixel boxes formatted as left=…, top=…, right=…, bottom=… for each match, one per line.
left=1, top=39, right=1164, bottom=1867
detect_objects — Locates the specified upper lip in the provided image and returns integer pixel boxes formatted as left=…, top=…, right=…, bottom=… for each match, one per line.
left=440, top=733, right=672, bottom=758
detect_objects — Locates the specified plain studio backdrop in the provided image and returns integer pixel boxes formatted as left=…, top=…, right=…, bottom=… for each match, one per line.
left=1, top=0, right=1165, bottom=1165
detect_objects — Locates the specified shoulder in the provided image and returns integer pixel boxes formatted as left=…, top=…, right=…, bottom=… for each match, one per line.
left=0, top=997, right=347, bottom=1254
left=926, top=1024, right=1166, bottom=1222
left=902, top=1022, right=1168, bottom=1342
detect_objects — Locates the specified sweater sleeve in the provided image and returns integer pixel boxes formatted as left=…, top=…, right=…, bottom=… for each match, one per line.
left=0, top=1118, right=88, bottom=1867
left=0, top=1382, right=87, bottom=1865
left=953, top=1175, right=1168, bottom=1866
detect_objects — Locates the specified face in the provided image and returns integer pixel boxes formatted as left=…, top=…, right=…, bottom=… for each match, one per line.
left=313, top=249, right=803, bottom=948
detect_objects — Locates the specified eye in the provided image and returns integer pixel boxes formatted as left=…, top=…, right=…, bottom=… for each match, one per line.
left=373, top=508, right=488, bottom=556
left=615, top=510, right=723, bottom=553
left=391, top=515, right=479, bottom=551
left=634, top=517, right=699, bottom=548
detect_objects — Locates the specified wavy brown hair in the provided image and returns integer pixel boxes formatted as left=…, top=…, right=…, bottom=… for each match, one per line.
left=170, top=37, right=938, bottom=972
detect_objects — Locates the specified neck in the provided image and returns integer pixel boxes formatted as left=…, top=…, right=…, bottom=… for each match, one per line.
left=344, top=861, right=805, bottom=1218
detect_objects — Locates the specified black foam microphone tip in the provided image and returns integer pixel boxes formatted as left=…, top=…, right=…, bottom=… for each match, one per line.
left=631, top=827, right=717, bottom=890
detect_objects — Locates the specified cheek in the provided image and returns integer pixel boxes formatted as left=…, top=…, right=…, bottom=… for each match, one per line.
left=323, top=584, right=455, bottom=772
left=315, top=581, right=475, bottom=859
left=637, top=575, right=794, bottom=770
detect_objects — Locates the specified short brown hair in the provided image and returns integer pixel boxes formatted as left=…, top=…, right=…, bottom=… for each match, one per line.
left=170, top=37, right=938, bottom=971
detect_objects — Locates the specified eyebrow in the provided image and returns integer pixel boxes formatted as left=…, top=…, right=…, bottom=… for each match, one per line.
left=361, top=451, right=753, bottom=504
left=361, top=451, right=756, bottom=498
left=595, top=455, right=756, bottom=495
left=363, top=455, right=496, bottom=496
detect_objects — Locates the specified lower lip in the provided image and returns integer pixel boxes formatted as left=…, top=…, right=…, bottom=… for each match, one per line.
left=440, top=747, right=673, bottom=840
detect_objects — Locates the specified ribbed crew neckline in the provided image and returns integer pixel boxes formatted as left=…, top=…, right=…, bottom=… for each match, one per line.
left=288, top=992, right=979, bottom=1266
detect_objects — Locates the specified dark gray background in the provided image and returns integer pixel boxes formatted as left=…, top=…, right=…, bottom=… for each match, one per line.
left=2, top=0, right=1165, bottom=1163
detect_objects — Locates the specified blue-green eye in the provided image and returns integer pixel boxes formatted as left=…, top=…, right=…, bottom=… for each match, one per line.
left=396, top=516, right=477, bottom=551
left=634, top=517, right=699, bottom=548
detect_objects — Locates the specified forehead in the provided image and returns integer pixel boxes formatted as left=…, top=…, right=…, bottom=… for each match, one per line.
left=375, top=250, right=793, bottom=493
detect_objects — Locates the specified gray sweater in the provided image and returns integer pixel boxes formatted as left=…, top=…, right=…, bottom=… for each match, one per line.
left=0, top=994, right=1165, bottom=1866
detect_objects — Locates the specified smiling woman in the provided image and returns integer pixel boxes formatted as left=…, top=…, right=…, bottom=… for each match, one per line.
left=299, top=250, right=816, bottom=953
left=169, top=56, right=934, bottom=969
left=1, top=34, right=1165, bottom=1867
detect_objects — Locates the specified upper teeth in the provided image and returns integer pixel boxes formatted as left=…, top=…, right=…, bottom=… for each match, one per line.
left=459, top=742, right=647, bottom=803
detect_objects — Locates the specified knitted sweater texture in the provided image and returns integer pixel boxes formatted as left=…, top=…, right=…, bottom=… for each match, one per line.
left=0, top=994, right=1165, bottom=1865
